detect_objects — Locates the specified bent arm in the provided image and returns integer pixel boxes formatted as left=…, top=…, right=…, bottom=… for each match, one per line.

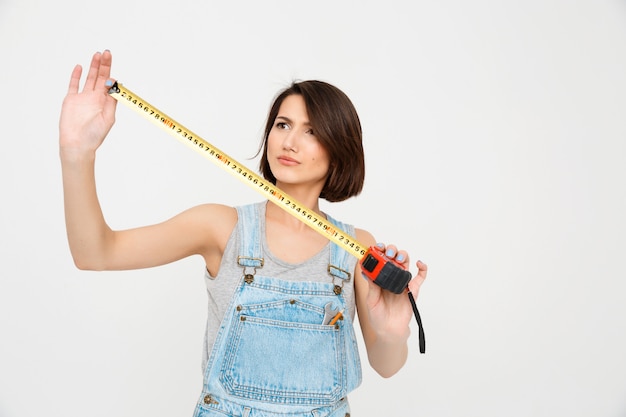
left=61, top=138, right=237, bottom=271
left=354, top=229, right=427, bottom=377
left=59, top=50, right=119, bottom=269
left=59, top=51, right=236, bottom=272
left=61, top=149, right=111, bottom=270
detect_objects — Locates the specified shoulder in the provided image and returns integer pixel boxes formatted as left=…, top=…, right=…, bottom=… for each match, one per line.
left=175, top=203, right=238, bottom=245
left=355, top=227, right=376, bottom=247
left=179, top=203, right=237, bottom=225
left=353, top=227, right=376, bottom=288
left=193, top=203, right=237, bottom=227
left=183, top=204, right=238, bottom=274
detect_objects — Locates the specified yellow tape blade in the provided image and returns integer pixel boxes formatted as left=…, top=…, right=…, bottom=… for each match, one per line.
left=108, top=82, right=367, bottom=259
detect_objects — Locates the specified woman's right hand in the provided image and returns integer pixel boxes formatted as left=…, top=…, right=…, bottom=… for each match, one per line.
left=59, top=50, right=117, bottom=156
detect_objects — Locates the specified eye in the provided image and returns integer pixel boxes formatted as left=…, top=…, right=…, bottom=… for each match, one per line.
left=275, top=122, right=289, bottom=130
left=306, top=128, right=315, bottom=136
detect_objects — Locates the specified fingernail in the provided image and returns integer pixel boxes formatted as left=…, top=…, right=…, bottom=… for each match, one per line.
left=105, top=79, right=113, bottom=87
left=376, top=242, right=385, bottom=249
left=386, top=249, right=394, bottom=258
left=396, top=254, right=405, bottom=262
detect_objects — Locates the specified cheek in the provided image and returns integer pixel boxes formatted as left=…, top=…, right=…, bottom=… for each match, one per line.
left=317, top=146, right=330, bottom=165
left=266, top=133, right=281, bottom=154
left=311, top=150, right=330, bottom=169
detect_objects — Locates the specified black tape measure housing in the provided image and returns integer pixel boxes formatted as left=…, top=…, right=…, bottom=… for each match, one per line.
left=361, top=248, right=412, bottom=294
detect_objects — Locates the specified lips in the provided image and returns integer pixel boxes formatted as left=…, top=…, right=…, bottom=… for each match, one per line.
left=277, top=155, right=300, bottom=166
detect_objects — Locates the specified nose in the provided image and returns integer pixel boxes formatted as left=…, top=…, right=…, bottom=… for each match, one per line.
left=282, top=130, right=297, bottom=152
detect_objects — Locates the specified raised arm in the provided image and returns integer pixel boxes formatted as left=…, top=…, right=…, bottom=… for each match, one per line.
left=59, top=50, right=118, bottom=269
left=59, top=51, right=235, bottom=272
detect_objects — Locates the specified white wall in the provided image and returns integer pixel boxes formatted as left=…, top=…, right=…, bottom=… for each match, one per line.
left=1, top=1, right=625, bottom=416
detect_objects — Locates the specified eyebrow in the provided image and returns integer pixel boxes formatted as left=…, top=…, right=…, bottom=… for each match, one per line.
left=275, top=115, right=311, bottom=126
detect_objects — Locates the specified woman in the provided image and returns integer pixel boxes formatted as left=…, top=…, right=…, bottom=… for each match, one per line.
left=59, top=50, right=427, bottom=417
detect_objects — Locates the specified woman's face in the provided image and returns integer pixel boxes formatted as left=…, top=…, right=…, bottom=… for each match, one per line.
left=266, top=94, right=330, bottom=191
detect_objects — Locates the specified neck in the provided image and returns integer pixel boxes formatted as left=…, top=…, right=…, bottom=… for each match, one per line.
left=265, top=185, right=325, bottom=230
left=274, top=182, right=324, bottom=212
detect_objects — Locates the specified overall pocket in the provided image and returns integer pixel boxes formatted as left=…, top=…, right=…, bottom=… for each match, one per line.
left=219, top=299, right=346, bottom=406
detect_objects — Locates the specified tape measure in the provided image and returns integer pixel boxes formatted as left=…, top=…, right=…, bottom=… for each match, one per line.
left=107, top=81, right=425, bottom=353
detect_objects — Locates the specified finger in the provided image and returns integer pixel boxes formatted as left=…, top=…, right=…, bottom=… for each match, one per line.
left=102, top=81, right=118, bottom=120
left=408, top=260, right=428, bottom=293
left=382, top=244, right=410, bottom=269
left=67, top=64, right=82, bottom=94
left=384, top=244, right=398, bottom=259
left=83, top=51, right=102, bottom=91
left=395, top=249, right=410, bottom=269
left=416, top=260, right=428, bottom=279
left=96, top=50, right=113, bottom=91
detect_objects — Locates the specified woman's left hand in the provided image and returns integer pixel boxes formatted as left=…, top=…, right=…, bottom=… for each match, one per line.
left=360, top=243, right=427, bottom=339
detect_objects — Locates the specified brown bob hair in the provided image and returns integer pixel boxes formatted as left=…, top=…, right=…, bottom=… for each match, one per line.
left=258, top=80, right=365, bottom=202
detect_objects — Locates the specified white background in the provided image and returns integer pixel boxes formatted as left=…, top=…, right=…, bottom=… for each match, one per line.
left=1, top=1, right=625, bottom=416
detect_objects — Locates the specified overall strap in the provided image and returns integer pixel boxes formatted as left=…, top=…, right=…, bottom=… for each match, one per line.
left=326, top=214, right=355, bottom=283
left=235, top=203, right=264, bottom=269
left=235, top=203, right=354, bottom=280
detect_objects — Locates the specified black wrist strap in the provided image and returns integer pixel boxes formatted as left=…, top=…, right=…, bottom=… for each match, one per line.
left=408, top=291, right=426, bottom=354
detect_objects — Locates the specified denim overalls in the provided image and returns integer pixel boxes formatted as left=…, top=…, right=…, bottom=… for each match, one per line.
left=193, top=203, right=362, bottom=417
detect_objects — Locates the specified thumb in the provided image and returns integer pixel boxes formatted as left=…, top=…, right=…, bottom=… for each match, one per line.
left=408, top=260, right=427, bottom=295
